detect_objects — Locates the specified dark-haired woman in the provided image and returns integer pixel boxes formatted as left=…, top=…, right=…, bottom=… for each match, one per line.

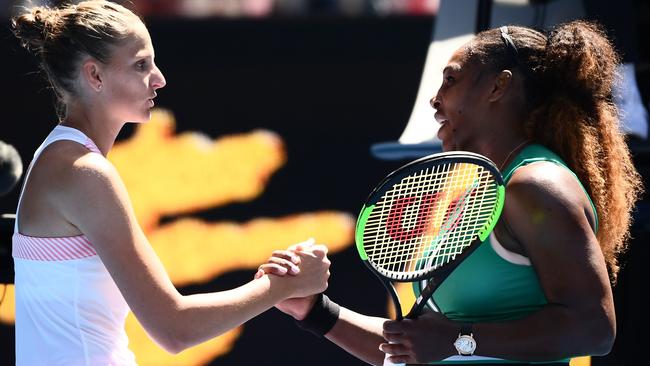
left=11, top=1, right=330, bottom=364
left=260, top=21, right=643, bottom=365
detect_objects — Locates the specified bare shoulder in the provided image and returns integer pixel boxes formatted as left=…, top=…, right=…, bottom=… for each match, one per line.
left=37, top=141, right=126, bottom=217
left=506, top=161, right=590, bottom=212
left=38, top=141, right=119, bottom=191
left=18, top=140, right=126, bottom=236
left=503, top=161, right=596, bottom=251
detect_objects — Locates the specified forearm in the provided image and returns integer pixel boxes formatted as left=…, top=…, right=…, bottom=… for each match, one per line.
left=471, top=303, right=615, bottom=361
left=152, top=276, right=287, bottom=353
left=325, top=307, right=387, bottom=366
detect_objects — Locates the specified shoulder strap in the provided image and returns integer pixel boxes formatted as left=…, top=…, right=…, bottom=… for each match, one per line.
left=14, top=125, right=100, bottom=232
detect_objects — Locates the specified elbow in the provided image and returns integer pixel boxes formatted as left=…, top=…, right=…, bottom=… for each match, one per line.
left=583, top=313, right=616, bottom=356
left=157, top=327, right=205, bottom=354
left=160, top=342, right=185, bottom=355
left=590, top=323, right=615, bottom=356
left=164, top=335, right=192, bottom=355
left=152, top=329, right=191, bottom=354
left=142, top=314, right=194, bottom=354
left=139, top=299, right=196, bottom=354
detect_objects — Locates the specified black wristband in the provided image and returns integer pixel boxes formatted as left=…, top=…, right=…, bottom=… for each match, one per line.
left=295, top=293, right=340, bottom=337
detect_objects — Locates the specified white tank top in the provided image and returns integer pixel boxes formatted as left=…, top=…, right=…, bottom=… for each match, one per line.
left=13, top=125, right=137, bottom=365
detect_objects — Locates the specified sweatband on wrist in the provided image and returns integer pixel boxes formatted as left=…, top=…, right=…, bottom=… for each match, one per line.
left=295, top=293, right=340, bottom=337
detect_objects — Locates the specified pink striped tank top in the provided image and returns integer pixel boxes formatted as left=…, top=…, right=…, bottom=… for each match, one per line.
left=13, top=125, right=137, bottom=365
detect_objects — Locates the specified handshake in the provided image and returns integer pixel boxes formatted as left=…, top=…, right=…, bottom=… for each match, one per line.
left=254, top=238, right=331, bottom=321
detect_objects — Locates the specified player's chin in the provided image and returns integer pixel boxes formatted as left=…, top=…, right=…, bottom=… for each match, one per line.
left=130, top=111, right=153, bottom=124
left=441, top=140, right=455, bottom=152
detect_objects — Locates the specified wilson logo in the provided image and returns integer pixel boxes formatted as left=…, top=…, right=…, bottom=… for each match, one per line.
left=386, top=187, right=474, bottom=242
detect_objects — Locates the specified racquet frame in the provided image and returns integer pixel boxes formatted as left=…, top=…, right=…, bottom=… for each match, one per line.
left=355, top=151, right=505, bottom=320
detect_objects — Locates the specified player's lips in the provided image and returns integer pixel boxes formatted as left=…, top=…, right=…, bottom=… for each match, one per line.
left=434, top=112, right=447, bottom=124
left=435, top=113, right=450, bottom=140
left=148, top=93, right=157, bottom=108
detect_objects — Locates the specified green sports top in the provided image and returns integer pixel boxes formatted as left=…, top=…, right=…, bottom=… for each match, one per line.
left=413, top=144, right=597, bottom=364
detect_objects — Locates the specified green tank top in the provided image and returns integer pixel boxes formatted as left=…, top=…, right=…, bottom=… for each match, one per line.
left=413, top=144, right=597, bottom=364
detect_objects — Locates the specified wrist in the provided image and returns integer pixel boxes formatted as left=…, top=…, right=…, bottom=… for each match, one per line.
left=453, top=323, right=477, bottom=356
left=265, top=272, right=297, bottom=301
left=292, top=294, right=319, bottom=321
left=295, top=293, right=340, bottom=337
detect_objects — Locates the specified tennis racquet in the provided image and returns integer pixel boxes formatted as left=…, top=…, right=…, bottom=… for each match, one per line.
left=354, top=151, right=505, bottom=365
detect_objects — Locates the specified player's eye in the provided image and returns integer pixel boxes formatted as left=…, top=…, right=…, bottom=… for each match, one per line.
left=136, top=60, right=147, bottom=71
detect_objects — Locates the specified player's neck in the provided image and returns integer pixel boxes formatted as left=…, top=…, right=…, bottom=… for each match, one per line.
left=497, top=139, right=530, bottom=171
left=62, top=105, right=124, bottom=156
left=473, top=133, right=529, bottom=172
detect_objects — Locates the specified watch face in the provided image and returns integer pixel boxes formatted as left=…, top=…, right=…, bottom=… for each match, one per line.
left=454, top=335, right=476, bottom=355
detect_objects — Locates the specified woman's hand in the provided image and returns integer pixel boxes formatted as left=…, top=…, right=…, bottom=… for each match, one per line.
left=255, top=239, right=329, bottom=319
left=254, top=248, right=302, bottom=278
left=283, top=243, right=330, bottom=298
left=380, top=311, right=456, bottom=364
left=254, top=238, right=316, bottom=279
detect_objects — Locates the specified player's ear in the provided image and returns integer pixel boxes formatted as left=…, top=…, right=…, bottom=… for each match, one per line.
left=487, top=70, right=512, bottom=103
left=81, top=58, right=104, bottom=93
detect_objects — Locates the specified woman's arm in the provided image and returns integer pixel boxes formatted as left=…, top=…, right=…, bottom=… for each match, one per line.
left=382, top=162, right=615, bottom=363
left=260, top=161, right=615, bottom=364
left=485, top=162, right=615, bottom=358
left=259, top=246, right=388, bottom=366
left=263, top=291, right=388, bottom=366
left=325, top=307, right=389, bottom=365
left=56, top=153, right=330, bottom=353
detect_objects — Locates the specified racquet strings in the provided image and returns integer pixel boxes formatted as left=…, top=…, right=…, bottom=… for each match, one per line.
left=363, top=162, right=500, bottom=280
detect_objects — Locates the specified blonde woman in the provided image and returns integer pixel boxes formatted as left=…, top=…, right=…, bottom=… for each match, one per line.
left=11, top=2, right=330, bottom=364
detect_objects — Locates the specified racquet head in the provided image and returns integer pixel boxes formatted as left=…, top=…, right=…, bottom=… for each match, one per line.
left=355, top=151, right=505, bottom=283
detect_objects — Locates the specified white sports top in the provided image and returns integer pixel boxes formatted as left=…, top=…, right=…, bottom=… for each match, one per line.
left=13, top=125, right=137, bottom=365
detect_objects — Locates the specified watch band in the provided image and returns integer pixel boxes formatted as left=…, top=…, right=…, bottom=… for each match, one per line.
left=460, top=323, right=473, bottom=335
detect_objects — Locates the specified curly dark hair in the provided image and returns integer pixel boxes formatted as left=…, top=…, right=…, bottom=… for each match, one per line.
left=466, top=21, right=643, bottom=282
